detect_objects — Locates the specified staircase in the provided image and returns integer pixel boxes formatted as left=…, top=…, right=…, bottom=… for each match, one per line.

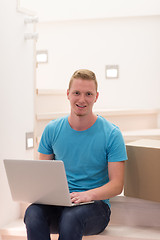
left=34, top=89, right=160, bottom=158
left=1, top=90, right=160, bottom=239
left=1, top=196, right=160, bottom=240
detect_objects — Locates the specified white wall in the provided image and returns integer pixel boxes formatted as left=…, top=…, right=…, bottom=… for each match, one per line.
left=36, top=16, right=160, bottom=110
left=0, top=0, right=35, bottom=228
left=20, top=0, right=160, bottom=22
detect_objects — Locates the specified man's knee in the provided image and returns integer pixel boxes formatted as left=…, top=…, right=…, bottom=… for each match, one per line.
left=59, top=208, right=84, bottom=234
left=24, top=204, right=44, bottom=226
left=24, top=204, right=51, bottom=240
left=58, top=209, right=83, bottom=240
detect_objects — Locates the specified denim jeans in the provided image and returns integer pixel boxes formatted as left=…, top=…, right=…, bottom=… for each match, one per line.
left=24, top=200, right=111, bottom=240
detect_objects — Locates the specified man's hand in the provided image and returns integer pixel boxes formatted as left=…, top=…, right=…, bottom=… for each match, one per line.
left=70, top=191, right=93, bottom=204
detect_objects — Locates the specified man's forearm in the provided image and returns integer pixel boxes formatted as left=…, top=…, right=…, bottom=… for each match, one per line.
left=87, top=179, right=124, bottom=201
left=70, top=179, right=124, bottom=204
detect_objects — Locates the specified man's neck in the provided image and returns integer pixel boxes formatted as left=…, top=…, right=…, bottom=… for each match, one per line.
left=68, top=113, right=97, bottom=131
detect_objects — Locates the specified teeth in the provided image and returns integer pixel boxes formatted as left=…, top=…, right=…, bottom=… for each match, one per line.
left=76, top=104, right=85, bottom=108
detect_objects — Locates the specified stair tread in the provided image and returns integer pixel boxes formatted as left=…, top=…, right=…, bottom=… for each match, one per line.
left=123, top=128, right=160, bottom=136
left=1, top=219, right=160, bottom=240
left=106, top=225, right=160, bottom=239
left=0, top=219, right=26, bottom=236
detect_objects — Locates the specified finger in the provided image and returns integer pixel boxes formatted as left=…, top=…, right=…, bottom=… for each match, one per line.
left=70, top=192, right=80, bottom=200
left=70, top=192, right=77, bottom=198
left=71, top=196, right=81, bottom=203
left=70, top=195, right=77, bottom=200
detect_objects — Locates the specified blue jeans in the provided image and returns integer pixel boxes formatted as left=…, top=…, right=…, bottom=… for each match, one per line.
left=24, top=201, right=111, bottom=240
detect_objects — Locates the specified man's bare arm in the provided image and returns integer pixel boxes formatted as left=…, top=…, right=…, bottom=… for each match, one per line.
left=70, top=161, right=125, bottom=203
left=39, top=152, right=54, bottom=160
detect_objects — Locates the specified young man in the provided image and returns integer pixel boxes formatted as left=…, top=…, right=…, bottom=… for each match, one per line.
left=24, top=69, right=127, bottom=240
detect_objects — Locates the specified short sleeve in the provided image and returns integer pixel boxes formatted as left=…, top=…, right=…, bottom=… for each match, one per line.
left=107, top=128, right=127, bottom=162
left=38, top=123, right=54, bottom=155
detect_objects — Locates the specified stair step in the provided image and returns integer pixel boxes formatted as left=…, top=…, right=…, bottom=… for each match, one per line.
left=110, top=196, right=160, bottom=227
left=123, top=128, right=160, bottom=143
left=0, top=219, right=26, bottom=240
left=0, top=219, right=160, bottom=240
left=0, top=219, right=58, bottom=240
left=1, top=196, right=160, bottom=240
left=101, top=225, right=160, bottom=240
left=19, top=196, right=160, bottom=228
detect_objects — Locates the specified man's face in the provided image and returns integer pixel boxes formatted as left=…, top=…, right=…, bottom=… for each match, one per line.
left=67, top=78, right=99, bottom=117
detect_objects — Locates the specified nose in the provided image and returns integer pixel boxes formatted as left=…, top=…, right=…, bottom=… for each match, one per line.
left=79, top=94, right=86, bottom=103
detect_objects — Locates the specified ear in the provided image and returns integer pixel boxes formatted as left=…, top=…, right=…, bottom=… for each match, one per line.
left=67, top=89, right=70, bottom=100
left=94, top=92, right=99, bottom=103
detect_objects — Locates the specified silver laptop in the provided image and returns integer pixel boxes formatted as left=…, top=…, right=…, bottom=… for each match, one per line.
left=3, top=159, right=93, bottom=207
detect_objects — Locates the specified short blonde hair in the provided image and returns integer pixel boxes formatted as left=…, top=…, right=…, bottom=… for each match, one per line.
left=69, top=69, right=98, bottom=91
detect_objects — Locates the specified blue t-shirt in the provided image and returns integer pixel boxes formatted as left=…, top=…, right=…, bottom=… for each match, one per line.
left=38, top=115, right=127, bottom=207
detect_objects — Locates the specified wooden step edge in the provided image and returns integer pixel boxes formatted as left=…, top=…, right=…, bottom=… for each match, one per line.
left=36, top=109, right=160, bottom=121
left=110, top=196, right=160, bottom=209
left=0, top=219, right=26, bottom=237
left=36, top=89, right=66, bottom=95
left=1, top=219, right=160, bottom=240
left=0, top=219, right=58, bottom=240
left=123, top=128, right=160, bottom=136
left=36, top=112, right=69, bottom=120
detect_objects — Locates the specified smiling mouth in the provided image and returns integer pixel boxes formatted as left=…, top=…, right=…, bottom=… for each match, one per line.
left=76, top=104, right=86, bottom=109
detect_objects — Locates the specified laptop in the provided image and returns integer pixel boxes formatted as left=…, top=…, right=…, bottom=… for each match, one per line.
left=3, top=159, right=94, bottom=207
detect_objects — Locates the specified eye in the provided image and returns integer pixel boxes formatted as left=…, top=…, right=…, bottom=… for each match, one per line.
left=73, top=91, right=80, bottom=95
left=86, top=92, right=93, bottom=96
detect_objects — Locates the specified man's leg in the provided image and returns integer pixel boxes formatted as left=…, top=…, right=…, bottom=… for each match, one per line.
left=58, top=201, right=111, bottom=240
left=24, top=204, right=64, bottom=240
